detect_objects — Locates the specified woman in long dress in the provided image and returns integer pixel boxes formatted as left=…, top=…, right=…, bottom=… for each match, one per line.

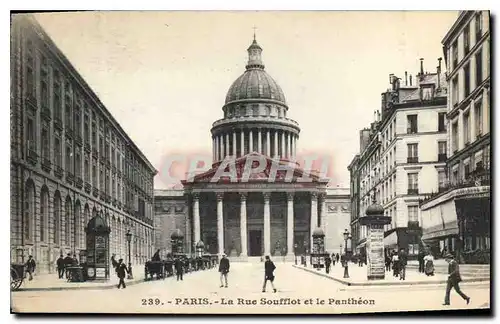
left=424, top=252, right=435, bottom=276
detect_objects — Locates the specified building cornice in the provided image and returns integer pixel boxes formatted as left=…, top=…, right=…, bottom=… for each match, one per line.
left=441, top=11, right=475, bottom=46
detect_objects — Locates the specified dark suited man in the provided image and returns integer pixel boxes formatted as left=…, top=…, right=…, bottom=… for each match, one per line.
left=325, top=254, right=332, bottom=274
left=116, top=258, right=128, bottom=289
left=63, top=253, right=73, bottom=279
left=443, top=253, right=470, bottom=306
left=174, top=257, right=184, bottom=281
left=262, top=256, right=277, bottom=293
left=218, top=254, right=230, bottom=288
left=418, top=248, right=426, bottom=273
left=56, top=254, right=65, bottom=279
left=399, top=248, right=408, bottom=280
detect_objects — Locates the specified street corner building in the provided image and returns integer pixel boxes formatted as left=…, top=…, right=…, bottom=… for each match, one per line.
left=10, top=14, right=157, bottom=274
left=348, top=10, right=490, bottom=264
left=154, top=37, right=351, bottom=260
left=419, top=11, right=491, bottom=264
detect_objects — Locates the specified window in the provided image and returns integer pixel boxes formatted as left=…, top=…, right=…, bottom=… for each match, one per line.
left=475, top=101, right=483, bottom=136
left=65, top=102, right=72, bottom=130
left=438, top=141, right=447, bottom=162
left=92, top=161, right=97, bottom=186
left=25, top=40, right=35, bottom=99
left=464, top=111, right=471, bottom=144
left=84, top=115, right=90, bottom=143
left=452, top=122, right=459, bottom=152
left=40, top=72, right=49, bottom=109
left=26, top=118, right=36, bottom=151
left=54, top=137, right=62, bottom=167
left=408, top=243, right=419, bottom=255
left=75, top=107, right=81, bottom=138
left=464, top=162, right=471, bottom=180
left=65, top=145, right=72, bottom=173
left=476, top=50, right=483, bottom=86
left=438, top=112, right=446, bottom=132
left=53, top=71, right=62, bottom=120
left=407, top=173, right=418, bottom=194
left=475, top=12, right=483, bottom=41
left=407, top=143, right=418, bottom=163
left=407, top=115, right=418, bottom=134
left=100, top=168, right=104, bottom=190
left=452, top=40, right=458, bottom=68
left=84, top=158, right=90, bottom=182
left=408, top=205, right=418, bottom=222
left=421, top=86, right=434, bottom=100
left=452, top=168, right=459, bottom=184
left=438, top=170, right=447, bottom=189
left=41, top=128, right=49, bottom=160
left=464, top=24, right=470, bottom=54
left=452, top=77, right=459, bottom=106
left=75, top=152, right=81, bottom=177
left=464, top=64, right=471, bottom=98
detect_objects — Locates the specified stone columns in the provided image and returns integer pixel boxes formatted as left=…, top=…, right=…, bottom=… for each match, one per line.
left=286, top=132, right=291, bottom=158
left=212, top=137, right=216, bottom=162
left=225, top=133, right=229, bottom=158
left=294, top=135, right=298, bottom=158
left=240, top=130, right=245, bottom=157
left=240, top=193, right=248, bottom=258
left=281, top=131, right=285, bottom=158
left=286, top=193, right=294, bottom=259
left=274, top=130, right=278, bottom=158
left=249, top=130, right=254, bottom=152
left=319, top=193, right=326, bottom=230
left=310, top=192, right=318, bottom=244
left=266, top=130, right=270, bottom=156
left=258, top=129, right=262, bottom=154
left=263, top=192, right=271, bottom=256
left=193, top=193, right=200, bottom=244
left=216, top=193, right=224, bottom=255
left=219, top=135, right=223, bottom=160
left=232, top=132, right=237, bottom=157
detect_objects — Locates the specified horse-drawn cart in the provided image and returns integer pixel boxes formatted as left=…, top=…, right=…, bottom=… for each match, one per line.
left=11, top=264, right=25, bottom=291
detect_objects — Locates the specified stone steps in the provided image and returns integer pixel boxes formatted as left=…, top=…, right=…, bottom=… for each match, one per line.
left=406, top=264, right=490, bottom=278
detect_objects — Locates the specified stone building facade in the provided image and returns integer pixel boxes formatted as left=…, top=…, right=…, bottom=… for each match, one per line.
left=10, top=15, right=156, bottom=273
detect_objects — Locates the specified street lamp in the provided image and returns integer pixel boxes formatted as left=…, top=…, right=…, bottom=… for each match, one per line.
left=343, top=229, right=350, bottom=278
left=125, top=229, right=133, bottom=279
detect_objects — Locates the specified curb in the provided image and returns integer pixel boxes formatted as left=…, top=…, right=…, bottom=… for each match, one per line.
left=292, top=265, right=490, bottom=287
left=15, top=278, right=146, bottom=292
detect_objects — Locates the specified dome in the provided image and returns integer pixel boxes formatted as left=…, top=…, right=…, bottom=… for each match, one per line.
left=225, top=69, right=287, bottom=105
left=170, top=229, right=184, bottom=240
left=366, top=203, right=384, bottom=216
left=312, top=228, right=325, bottom=237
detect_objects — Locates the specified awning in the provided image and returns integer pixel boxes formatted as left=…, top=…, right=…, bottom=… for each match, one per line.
left=421, top=227, right=459, bottom=241
left=356, top=240, right=367, bottom=249
left=384, top=231, right=398, bottom=247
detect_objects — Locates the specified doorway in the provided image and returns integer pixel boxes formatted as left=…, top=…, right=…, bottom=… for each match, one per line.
left=249, top=230, right=262, bottom=256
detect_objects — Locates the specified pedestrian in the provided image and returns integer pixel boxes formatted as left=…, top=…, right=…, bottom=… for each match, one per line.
left=443, top=253, right=470, bottom=306
left=174, top=257, right=184, bottom=281
left=325, top=254, right=332, bottom=274
left=331, top=253, right=336, bottom=266
left=385, top=253, right=392, bottom=272
left=25, top=255, right=36, bottom=281
left=218, top=254, right=230, bottom=288
left=336, top=253, right=340, bottom=263
left=358, top=253, right=364, bottom=267
left=262, top=255, right=277, bottom=293
left=418, top=248, right=426, bottom=273
left=72, top=254, right=79, bottom=265
left=56, top=254, right=65, bottom=279
left=424, top=251, right=435, bottom=276
left=399, top=248, right=407, bottom=280
left=63, top=253, right=73, bottom=279
left=116, top=258, right=128, bottom=289
left=391, top=250, right=400, bottom=277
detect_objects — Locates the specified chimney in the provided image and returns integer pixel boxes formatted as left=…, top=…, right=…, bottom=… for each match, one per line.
left=377, top=110, right=381, bottom=122
left=405, top=71, right=408, bottom=86
left=373, top=111, right=377, bottom=122
left=420, top=58, right=424, bottom=76
left=409, top=74, right=413, bottom=86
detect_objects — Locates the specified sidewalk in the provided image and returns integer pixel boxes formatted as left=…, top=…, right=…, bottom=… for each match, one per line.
left=293, top=263, right=490, bottom=287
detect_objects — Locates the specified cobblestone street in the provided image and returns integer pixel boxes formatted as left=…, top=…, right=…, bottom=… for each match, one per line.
left=12, top=263, right=490, bottom=314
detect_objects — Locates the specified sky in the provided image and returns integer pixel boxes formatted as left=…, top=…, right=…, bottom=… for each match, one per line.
left=33, top=11, right=459, bottom=189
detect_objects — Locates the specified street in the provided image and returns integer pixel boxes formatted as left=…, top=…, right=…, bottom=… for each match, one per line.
left=11, top=262, right=490, bottom=314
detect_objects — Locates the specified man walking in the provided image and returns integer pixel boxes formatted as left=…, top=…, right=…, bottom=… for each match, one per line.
left=418, top=248, right=426, bottom=273
left=325, top=254, right=332, bottom=274
left=26, top=255, right=36, bottom=281
left=399, top=248, right=407, bottom=280
left=443, top=253, right=470, bottom=306
left=174, top=256, right=184, bottom=281
left=218, top=254, right=230, bottom=288
left=56, top=254, right=65, bottom=279
left=262, top=256, right=277, bottom=293
left=63, top=253, right=73, bottom=279
left=116, top=258, right=128, bottom=289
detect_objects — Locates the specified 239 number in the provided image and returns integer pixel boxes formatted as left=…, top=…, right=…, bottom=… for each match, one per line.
left=141, top=298, right=162, bottom=306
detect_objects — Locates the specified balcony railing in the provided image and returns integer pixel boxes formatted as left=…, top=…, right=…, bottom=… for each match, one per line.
left=407, top=188, right=419, bottom=195
left=54, top=118, right=63, bottom=131
left=27, top=149, right=38, bottom=165
left=407, top=221, right=420, bottom=230
left=407, top=157, right=419, bottom=163
left=41, top=107, right=51, bottom=121
left=407, top=127, right=418, bottom=134
left=420, top=168, right=490, bottom=205
left=66, top=172, right=74, bottom=184
left=84, top=182, right=92, bottom=193
left=92, top=187, right=99, bottom=197
left=55, top=165, right=64, bottom=178
left=75, top=177, right=83, bottom=189
left=41, top=158, right=52, bottom=172
left=438, top=153, right=447, bottom=162
left=65, top=127, right=73, bottom=139
left=75, top=135, right=83, bottom=146
left=84, top=143, right=91, bottom=153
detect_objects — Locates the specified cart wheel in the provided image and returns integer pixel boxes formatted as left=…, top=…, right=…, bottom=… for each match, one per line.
left=10, top=268, right=23, bottom=291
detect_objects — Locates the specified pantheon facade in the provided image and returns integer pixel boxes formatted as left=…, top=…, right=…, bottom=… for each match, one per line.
left=174, top=37, right=349, bottom=260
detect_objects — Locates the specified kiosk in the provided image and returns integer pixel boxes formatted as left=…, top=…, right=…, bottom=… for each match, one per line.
left=84, top=215, right=110, bottom=281
left=310, top=228, right=329, bottom=270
